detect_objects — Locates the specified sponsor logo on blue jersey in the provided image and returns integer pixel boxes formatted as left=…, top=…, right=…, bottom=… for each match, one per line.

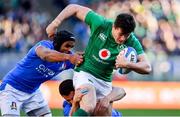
left=36, top=64, right=55, bottom=78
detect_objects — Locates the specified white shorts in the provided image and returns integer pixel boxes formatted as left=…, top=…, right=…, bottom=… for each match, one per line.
left=52, top=68, right=74, bottom=81
left=73, top=71, right=112, bottom=99
left=0, top=84, right=50, bottom=116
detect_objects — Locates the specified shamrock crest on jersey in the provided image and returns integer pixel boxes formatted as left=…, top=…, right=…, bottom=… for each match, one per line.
left=99, top=49, right=111, bottom=60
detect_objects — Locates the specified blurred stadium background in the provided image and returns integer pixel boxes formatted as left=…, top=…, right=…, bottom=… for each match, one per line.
left=0, top=0, right=180, bottom=116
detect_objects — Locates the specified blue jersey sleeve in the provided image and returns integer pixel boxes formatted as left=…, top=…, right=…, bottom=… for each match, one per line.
left=35, top=40, right=54, bottom=50
left=112, top=109, right=122, bottom=117
left=28, top=40, right=54, bottom=57
left=63, top=100, right=72, bottom=116
left=65, top=60, right=75, bottom=70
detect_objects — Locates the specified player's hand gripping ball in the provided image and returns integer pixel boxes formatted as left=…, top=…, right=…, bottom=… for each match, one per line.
left=117, top=47, right=137, bottom=74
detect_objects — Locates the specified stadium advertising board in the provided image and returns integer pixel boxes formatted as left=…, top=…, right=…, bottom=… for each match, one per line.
left=40, top=81, right=180, bottom=109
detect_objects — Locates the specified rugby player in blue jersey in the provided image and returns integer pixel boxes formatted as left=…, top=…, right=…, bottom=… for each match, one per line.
left=0, top=30, right=83, bottom=117
left=59, top=79, right=125, bottom=116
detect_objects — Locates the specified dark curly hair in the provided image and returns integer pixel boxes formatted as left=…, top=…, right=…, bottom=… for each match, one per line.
left=59, top=79, right=75, bottom=96
left=114, top=13, right=136, bottom=34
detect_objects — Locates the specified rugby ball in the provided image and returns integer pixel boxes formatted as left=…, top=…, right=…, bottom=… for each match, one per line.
left=117, top=47, right=137, bottom=74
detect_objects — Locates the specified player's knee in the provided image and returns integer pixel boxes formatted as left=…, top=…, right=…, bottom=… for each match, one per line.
left=81, top=103, right=96, bottom=114
left=120, top=88, right=126, bottom=97
left=77, top=84, right=96, bottom=113
left=95, top=103, right=112, bottom=116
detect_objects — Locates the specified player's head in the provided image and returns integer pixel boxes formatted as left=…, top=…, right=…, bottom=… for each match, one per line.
left=112, top=13, right=136, bottom=44
left=53, top=30, right=76, bottom=53
left=59, top=79, right=75, bottom=104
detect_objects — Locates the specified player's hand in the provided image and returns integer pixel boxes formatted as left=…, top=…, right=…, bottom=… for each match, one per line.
left=73, top=89, right=83, bottom=103
left=46, top=22, right=58, bottom=38
left=73, top=88, right=88, bottom=103
left=69, top=53, right=83, bottom=66
left=93, top=97, right=111, bottom=115
left=115, top=54, right=129, bottom=69
left=76, top=51, right=84, bottom=56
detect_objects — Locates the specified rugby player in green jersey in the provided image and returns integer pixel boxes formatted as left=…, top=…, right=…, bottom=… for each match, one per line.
left=46, top=4, right=152, bottom=116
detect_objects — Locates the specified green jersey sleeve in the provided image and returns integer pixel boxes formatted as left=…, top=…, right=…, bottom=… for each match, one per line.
left=85, top=11, right=106, bottom=34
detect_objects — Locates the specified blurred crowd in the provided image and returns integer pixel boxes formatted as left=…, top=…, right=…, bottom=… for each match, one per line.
left=96, top=0, right=180, bottom=56
left=91, top=0, right=180, bottom=81
left=0, top=0, right=180, bottom=81
left=0, top=0, right=49, bottom=53
left=1, top=0, right=180, bottom=55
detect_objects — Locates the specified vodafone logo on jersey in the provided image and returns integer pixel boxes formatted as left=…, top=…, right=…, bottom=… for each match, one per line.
left=99, top=49, right=111, bottom=60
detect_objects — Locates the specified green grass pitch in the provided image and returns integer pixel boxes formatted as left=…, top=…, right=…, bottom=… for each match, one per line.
left=2, top=109, right=180, bottom=116
left=51, top=109, right=180, bottom=116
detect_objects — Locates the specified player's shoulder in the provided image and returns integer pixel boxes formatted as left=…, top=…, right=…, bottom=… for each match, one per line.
left=86, top=10, right=110, bottom=24
left=99, top=18, right=113, bottom=30
left=63, top=100, right=71, bottom=108
left=128, top=33, right=138, bottom=40
left=38, top=40, right=52, bottom=45
left=125, top=33, right=140, bottom=44
left=35, top=40, right=53, bottom=48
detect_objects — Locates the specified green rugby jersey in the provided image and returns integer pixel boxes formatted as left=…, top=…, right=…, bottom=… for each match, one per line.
left=75, top=11, right=144, bottom=82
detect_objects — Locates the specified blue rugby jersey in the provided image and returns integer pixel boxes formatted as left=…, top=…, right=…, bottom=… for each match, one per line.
left=0, top=40, right=75, bottom=93
left=63, top=100, right=72, bottom=116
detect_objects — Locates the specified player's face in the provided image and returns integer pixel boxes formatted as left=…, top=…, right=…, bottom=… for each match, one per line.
left=112, top=26, right=130, bottom=44
left=62, top=91, right=74, bottom=104
left=60, top=41, right=75, bottom=53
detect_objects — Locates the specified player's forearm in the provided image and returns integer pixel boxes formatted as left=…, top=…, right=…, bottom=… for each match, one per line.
left=69, top=102, right=79, bottom=116
left=49, top=4, right=90, bottom=28
left=42, top=50, right=71, bottom=62
left=46, top=4, right=90, bottom=37
left=50, top=4, right=78, bottom=28
left=126, top=61, right=151, bottom=74
left=106, top=87, right=126, bottom=103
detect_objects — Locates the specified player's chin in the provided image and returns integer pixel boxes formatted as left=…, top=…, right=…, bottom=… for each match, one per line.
left=115, top=40, right=123, bottom=44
